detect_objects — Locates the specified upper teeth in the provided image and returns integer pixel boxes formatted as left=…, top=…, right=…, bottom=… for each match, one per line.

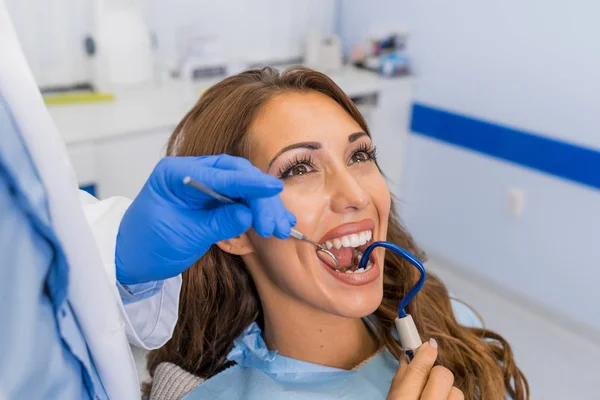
left=325, top=230, right=372, bottom=250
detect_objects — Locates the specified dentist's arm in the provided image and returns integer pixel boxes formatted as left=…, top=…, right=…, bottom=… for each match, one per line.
left=83, top=154, right=295, bottom=349
left=80, top=192, right=179, bottom=349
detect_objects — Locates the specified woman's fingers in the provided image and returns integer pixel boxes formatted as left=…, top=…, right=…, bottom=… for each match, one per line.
left=386, top=339, right=438, bottom=399
left=396, top=352, right=409, bottom=377
left=420, top=365, right=455, bottom=399
left=447, top=387, right=465, bottom=400
left=387, top=339, right=462, bottom=400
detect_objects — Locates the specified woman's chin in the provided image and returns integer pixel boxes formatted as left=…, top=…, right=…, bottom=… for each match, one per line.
left=326, top=290, right=383, bottom=319
left=307, top=255, right=384, bottom=318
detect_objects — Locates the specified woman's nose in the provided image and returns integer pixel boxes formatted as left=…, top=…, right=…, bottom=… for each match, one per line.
left=328, top=169, right=371, bottom=213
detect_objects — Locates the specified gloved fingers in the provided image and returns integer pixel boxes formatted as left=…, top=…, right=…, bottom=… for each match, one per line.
left=286, top=210, right=297, bottom=227
left=154, top=155, right=293, bottom=239
left=247, top=197, right=274, bottom=237
left=245, top=196, right=289, bottom=238
left=204, top=203, right=254, bottom=242
left=199, top=168, right=283, bottom=200
left=208, top=153, right=255, bottom=171
left=271, top=197, right=296, bottom=239
left=242, top=197, right=296, bottom=239
left=274, top=210, right=292, bottom=239
left=159, top=156, right=283, bottom=203
left=170, top=154, right=255, bottom=172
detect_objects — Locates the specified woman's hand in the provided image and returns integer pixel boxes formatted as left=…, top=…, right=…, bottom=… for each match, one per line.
left=387, top=339, right=464, bottom=400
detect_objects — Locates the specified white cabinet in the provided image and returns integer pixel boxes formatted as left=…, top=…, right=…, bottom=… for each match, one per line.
left=66, top=128, right=171, bottom=199
left=369, top=79, right=414, bottom=203
left=350, top=78, right=414, bottom=203
left=66, top=143, right=96, bottom=189
left=94, top=129, right=172, bottom=199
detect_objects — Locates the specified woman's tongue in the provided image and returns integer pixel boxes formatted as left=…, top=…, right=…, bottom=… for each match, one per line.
left=326, top=246, right=354, bottom=270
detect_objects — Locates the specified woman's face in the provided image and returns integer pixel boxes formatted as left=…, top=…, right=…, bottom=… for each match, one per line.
left=241, top=91, right=391, bottom=318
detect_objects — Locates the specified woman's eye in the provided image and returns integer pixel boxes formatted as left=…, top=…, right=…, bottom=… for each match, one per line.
left=292, top=165, right=309, bottom=176
left=282, top=163, right=312, bottom=178
left=351, top=151, right=370, bottom=164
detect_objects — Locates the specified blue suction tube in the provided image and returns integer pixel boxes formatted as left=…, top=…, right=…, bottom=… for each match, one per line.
left=357, top=241, right=427, bottom=318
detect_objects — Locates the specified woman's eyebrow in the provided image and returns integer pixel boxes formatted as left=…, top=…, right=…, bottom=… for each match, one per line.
left=349, top=131, right=368, bottom=142
left=267, top=132, right=369, bottom=168
left=268, top=141, right=321, bottom=168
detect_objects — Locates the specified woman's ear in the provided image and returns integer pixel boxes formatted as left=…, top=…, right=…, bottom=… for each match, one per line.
left=216, top=233, right=255, bottom=256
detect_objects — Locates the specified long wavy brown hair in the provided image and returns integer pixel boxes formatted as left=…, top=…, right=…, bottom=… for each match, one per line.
left=144, top=66, right=529, bottom=399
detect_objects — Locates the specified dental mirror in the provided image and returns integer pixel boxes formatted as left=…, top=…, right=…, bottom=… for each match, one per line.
left=289, top=230, right=340, bottom=270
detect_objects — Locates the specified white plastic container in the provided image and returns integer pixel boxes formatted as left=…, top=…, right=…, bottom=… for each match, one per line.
left=92, top=0, right=153, bottom=92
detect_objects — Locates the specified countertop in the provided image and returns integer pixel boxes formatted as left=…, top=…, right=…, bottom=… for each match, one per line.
left=49, top=66, right=411, bottom=145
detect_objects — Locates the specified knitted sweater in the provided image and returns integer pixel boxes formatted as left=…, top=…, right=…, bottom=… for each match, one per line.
left=150, top=362, right=204, bottom=400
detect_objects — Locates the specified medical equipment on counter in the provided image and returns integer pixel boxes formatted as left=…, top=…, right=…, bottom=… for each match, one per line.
left=358, top=241, right=426, bottom=361
left=183, top=176, right=340, bottom=270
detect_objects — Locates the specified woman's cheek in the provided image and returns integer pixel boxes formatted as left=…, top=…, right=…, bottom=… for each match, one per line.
left=358, top=169, right=389, bottom=201
left=280, top=178, right=327, bottom=223
left=361, top=171, right=391, bottom=231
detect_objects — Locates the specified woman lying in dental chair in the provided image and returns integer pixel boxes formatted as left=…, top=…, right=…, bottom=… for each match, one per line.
left=143, top=67, right=529, bottom=400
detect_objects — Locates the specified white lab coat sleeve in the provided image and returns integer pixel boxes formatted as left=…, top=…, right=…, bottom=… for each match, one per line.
left=79, top=190, right=181, bottom=349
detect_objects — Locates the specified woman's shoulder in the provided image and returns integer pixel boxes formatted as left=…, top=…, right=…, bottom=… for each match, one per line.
left=149, top=362, right=204, bottom=400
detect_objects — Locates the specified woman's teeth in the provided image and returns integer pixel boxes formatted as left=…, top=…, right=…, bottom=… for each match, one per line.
left=344, top=260, right=374, bottom=273
left=325, top=230, right=372, bottom=250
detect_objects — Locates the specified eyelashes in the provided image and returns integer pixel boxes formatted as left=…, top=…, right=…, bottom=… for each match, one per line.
left=354, top=142, right=378, bottom=162
left=278, top=154, right=315, bottom=179
left=277, top=143, right=379, bottom=179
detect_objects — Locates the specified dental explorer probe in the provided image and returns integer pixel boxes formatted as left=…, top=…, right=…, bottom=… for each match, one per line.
left=183, top=176, right=340, bottom=269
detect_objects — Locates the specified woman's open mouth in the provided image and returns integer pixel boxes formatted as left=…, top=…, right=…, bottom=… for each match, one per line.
left=318, top=219, right=377, bottom=273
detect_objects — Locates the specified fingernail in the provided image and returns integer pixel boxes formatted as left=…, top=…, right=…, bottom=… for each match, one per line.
left=429, top=338, right=438, bottom=349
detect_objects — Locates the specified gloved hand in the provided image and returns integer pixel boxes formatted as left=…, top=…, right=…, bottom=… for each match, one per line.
left=116, top=154, right=296, bottom=285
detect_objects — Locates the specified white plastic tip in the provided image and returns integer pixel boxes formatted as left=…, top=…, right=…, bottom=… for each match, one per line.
left=395, top=315, right=422, bottom=352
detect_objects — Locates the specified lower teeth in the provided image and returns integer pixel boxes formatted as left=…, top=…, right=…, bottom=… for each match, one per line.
left=353, top=250, right=364, bottom=265
left=334, top=249, right=373, bottom=274
left=343, top=260, right=374, bottom=274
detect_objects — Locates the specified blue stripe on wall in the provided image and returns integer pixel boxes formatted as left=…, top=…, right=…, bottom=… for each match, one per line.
left=410, top=103, right=600, bottom=191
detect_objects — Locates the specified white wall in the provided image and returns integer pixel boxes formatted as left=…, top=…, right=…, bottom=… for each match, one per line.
left=339, top=0, right=600, bottom=332
left=5, top=0, right=336, bottom=87
left=146, top=0, right=336, bottom=68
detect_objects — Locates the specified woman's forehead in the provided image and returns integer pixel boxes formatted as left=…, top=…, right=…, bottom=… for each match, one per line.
left=248, top=91, right=363, bottom=166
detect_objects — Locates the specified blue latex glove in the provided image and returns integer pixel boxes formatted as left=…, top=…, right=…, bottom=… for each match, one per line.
left=116, top=155, right=296, bottom=284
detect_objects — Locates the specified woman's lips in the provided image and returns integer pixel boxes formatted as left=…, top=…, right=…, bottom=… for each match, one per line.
left=318, top=218, right=376, bottom=270
left=319, top=219, right=375, bottom=244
